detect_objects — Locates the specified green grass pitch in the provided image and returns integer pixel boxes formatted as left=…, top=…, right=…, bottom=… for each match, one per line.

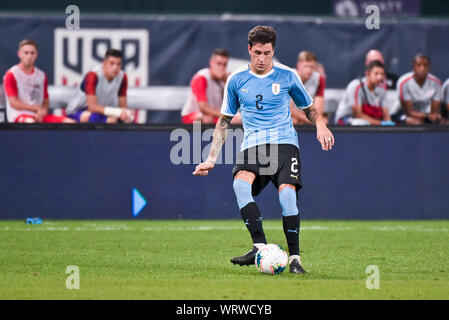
left=0, top=220, right=448, bottom=300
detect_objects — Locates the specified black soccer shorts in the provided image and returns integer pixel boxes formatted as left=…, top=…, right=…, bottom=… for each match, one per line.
left=232, top=144, right=302, bottom=197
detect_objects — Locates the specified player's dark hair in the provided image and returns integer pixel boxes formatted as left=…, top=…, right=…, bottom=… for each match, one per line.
left=413, top=53, right=430, bottom=65
left=104, top=49, right=123, bottom=60
left=19, top=39, right=38, bottom=51
left=366, top=60, right=385, bottom=73
left=248, top=25, right=277, bottom=49
left=212, top=48, right=229, bottom=58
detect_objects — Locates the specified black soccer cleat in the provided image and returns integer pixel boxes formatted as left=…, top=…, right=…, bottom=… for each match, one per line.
left=289, top=257, right=307, bottom=274
left=230, top=246, right=259, bottom=266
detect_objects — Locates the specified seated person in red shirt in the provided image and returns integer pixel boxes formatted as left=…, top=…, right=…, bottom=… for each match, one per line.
left=181, top=48, right=241, bottom=125
left=3, top=39, right=75, bottom=123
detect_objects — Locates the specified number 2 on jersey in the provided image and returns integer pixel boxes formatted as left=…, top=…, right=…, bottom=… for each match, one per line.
left=256, top=94, right=263, bottom=110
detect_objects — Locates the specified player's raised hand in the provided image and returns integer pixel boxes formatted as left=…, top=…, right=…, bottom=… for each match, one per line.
left=193, top=160, right=215, bottom=176
left=316, top=125, right=335, bottom=151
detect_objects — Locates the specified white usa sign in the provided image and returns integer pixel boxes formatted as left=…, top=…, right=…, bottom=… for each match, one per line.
left=54, top=28, right=149, bottom=86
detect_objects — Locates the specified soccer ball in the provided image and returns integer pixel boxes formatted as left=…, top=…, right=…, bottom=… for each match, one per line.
left=255, top=244, right=288, bottom=275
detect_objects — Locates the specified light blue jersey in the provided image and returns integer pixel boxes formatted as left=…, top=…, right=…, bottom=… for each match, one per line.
left=221, top=62, right=313, bottom=151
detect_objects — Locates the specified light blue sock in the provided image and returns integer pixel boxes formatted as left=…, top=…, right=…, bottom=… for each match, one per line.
left=279, top=187, right=298, bottom=216
left=233, top=179, right=254, bottom=210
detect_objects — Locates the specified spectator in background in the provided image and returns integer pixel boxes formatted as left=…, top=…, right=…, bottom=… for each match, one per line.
left=396, top=54, right=443, bottom=125
left=290, top=51, right=326, bottom=125
left=3, top=39, right=75, bottom=123
left=335, top=61, right=394, bottom=126
left=66, top=49, right=133, bottom=123
left=440, top=78, right=449, bottom=124
left=365, top=49, right=398, bottom=89
left=181, top=48, right=241, bottom=125
left=315, top=61, right=327, bottom=79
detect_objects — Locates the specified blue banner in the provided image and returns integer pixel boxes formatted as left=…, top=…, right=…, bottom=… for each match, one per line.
left=0, top=126, right=448, bottom=220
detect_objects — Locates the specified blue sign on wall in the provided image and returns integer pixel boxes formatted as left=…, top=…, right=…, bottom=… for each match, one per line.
left=132, top=188, right=147, bottom=217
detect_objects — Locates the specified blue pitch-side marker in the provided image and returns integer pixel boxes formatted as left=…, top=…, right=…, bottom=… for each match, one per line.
left=132, top=188, right=147, bottom=217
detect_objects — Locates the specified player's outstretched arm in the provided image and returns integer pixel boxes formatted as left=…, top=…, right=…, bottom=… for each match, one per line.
left=192, top=114, right=232, bottom=176
left=304, top=106, right=335, bottom=151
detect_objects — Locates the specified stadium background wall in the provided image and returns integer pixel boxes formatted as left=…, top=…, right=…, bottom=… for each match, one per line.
left=0, top=125, right=448, bottom=220
left=0, top=13, right=449, bottom=89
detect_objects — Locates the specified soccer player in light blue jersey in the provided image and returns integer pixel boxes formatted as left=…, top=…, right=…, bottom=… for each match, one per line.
left=193, top=26, right=334, bottom=274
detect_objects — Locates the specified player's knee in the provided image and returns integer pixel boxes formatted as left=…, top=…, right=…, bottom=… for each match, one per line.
left=279, top=187, right=298, bottom=217
left=233, top=179, right=254, bottom=210
left=234, top=170, right=256, bottom=183
left=79, top=111, right=92, bottom=123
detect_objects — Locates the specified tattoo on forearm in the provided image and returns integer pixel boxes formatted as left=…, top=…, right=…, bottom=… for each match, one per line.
left=208, top=115, right=232, bottom=162
left=219, top=116, right=232, bottom=129
left=304, top=106, right=320, bottom=125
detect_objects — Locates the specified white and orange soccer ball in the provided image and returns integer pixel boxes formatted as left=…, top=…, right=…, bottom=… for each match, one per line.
left=255, top=244, right=288, bottom=275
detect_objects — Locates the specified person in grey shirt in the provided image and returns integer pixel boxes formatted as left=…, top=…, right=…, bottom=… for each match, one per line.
left=396, top=54, right=443, bottom=125
left=66, top=49, right=133, bottom=123
left=336, top=61, right=393, bottom=126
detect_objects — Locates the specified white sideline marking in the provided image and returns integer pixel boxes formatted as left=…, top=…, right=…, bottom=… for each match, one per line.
left=370, top=226, right=449, bottom=232
left=1, top=225, right=448, bottom=232
left=0, top=226, right=131, bottom=232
